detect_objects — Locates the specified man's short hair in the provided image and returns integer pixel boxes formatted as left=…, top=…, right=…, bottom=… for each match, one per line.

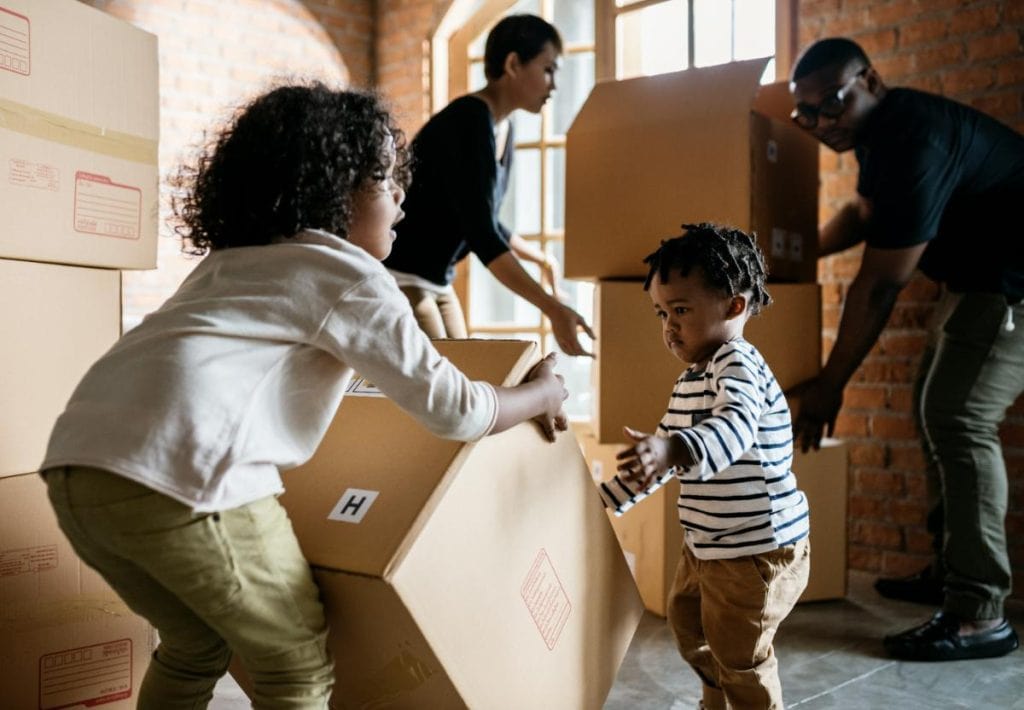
left=791, top=38, right=871, bottom=82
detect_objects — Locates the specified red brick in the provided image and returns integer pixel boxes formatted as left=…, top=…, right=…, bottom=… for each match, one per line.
left=881, top=550, right=934, bottom=575
left=999, top=421, right=1024, bottom=448
left=949, top=3, right=1002, bottom=35
left=857, top=28, right=899, bottom=56
left=971, top=91, right=1023, bottom=121
left=867, top=2, right=934, bottom=29
left=889, top=444, right=926, bottom=472
left=849, top=545, right=884, bottom=572
left=914, top=41, right=965, bottom=73
left=900, top=16, right=949, bottom=48
left=854, top=464, right=902, bottom=491
left=871, top=412, right=918, bottom=440
left=904, top=470, right=931, bottom=498
left=850, top=520, right=903, bottom=547
left=887, top=386, right=915, bottom=414
left=968, top=29, right=1022, bottom=61
left=888, top=498, right=930, bottom=526
left=835, top=412, right=870, bottom=437
left=844, top=384, right=888, bottom=410
left=849, top=494, right=888, bottom=519
left=941, top=65, right=996, bottom=96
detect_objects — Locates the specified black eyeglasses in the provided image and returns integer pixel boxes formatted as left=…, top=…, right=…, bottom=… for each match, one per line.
left=791, top=67, right=868, bottom=129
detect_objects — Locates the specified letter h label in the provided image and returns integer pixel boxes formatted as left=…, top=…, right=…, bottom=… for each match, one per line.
left=328, top=488, right=380, bottom=524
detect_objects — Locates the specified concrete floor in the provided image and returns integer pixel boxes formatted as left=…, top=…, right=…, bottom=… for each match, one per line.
left=211, top=571, right=1024, bottom=709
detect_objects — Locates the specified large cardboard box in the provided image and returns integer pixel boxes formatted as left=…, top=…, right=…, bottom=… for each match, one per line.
left=0, top=473, right=156, bottom=709
left=234, top=340, right=643, bottom=709
left=0, top=258, right=122, bottom=479
left=592, top=279, right=821, bottom=443
left=0, top=0, right=159, bottom=269
left=565, top=58, right=818, bottom=282
left=576, top=427, right=848, bottom=615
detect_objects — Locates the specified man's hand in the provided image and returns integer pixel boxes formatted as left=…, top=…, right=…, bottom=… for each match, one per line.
left=548, top=304, right=596, bottom=358
left=793, top=376, right=844, bottom=452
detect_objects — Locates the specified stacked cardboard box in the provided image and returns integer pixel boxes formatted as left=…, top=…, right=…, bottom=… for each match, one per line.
left=232, top=340, right=643, bottom=709
left=0, top=2, right=159, bottom=705
left=564, top=58, right=847, bottom=615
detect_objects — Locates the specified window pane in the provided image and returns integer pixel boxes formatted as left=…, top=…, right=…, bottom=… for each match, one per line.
left=468, top=258, right=543, bottom=327
left=545, top=334, right=594, bottom=420
left=545, top=147, right=565, bottom=232
left=551, top=51, right=594, bottom=136
left=693, top=0, right=732, bottom=68
left=512, top=106, right=542, bottom=143
left=500, top=148, right=541, bottom=235
left=469, top=60, right=486, bottom=91
left=553, top=0, right=594, bottom=45
left=616, top=0, right=688, bottom=80
left=511, top=0, right=541, bottom=15
left=734, top=0, right=775, bottom=61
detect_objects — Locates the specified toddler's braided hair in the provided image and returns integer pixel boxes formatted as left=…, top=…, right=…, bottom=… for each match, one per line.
left=642, top=222, right=772, bottom=315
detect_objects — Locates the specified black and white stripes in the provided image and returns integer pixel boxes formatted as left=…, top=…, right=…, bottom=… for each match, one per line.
left=597, top=338, right=810, bottom=560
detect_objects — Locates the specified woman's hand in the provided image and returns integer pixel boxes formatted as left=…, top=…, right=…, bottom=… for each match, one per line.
left=549, top=304, right=595, bottom=358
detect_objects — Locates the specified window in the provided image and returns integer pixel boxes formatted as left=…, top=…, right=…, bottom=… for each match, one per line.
left=443, top=0, right=791, bottom=422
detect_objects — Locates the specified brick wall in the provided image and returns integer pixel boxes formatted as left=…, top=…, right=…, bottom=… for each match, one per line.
left=798, top=0, right=1024, bottom=599
left=81, top=0, right=374, bottom=329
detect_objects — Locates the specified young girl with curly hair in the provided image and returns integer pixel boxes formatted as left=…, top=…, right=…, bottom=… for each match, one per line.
left=40, top=83, right=568, bottom=709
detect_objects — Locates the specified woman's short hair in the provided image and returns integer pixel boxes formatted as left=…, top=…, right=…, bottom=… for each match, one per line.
left=483, top=14, right=562, bottom=80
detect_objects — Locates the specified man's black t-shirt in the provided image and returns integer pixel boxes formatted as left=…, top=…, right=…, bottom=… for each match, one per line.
left=856, top=87, right=1024, bottom=301
left=383, top=95, right=513, bottom=286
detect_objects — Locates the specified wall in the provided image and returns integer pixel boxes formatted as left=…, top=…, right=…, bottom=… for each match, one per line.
left=80, top=0, right=374, bottom=329
left=798, top=0, right=1024, bottom=597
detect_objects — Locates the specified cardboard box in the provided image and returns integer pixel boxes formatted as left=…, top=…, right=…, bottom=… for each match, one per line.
left=794, top=439, right=849, bottom=602
left=0, top=258, right=122, bottom=479
left=565, top=58, right=818, bottom=282
left=592, top=279, right=821, bottom=443
left=0, top=594, right=155, bottom=710
left=233, top=340, right=643, bottom=709
left=574, top=423, right=681, bottom=617
left=576, top=426, right=848, bottom=614
left=0, top=473, right=156, bottom=709
left=0, top=0, right=159, bottom=269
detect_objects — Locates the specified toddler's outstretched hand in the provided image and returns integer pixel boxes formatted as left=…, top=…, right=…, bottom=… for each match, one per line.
left=616, top=426, right=685, bottom=488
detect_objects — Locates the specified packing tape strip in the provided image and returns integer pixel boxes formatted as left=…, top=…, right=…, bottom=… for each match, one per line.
left=0, top=97, right=157, bottom=166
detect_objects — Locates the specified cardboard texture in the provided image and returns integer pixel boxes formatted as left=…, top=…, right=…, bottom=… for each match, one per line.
left=0, top=258, right=122, bottom=479
left=592, top=279, right=821, bottom=443
left=0, top=0, right=159, bottom=269
left=0, top=473, right=156, bottom=709
left=795, top=439, right=849, bottom=602
left=233, top=340, right=643, bottom=709
left=565, top=58, right=818, bottom=282
left=573, top=423, right=681, bottom=617
left=575, top=426, right=849, bottom=615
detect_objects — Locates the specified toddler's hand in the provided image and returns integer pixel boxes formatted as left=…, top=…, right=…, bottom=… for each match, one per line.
left=616, top=426, right=676, bottom=488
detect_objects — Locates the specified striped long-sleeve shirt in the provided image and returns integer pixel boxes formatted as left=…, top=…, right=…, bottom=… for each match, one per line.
left=598, top=338, right=810, bottom=560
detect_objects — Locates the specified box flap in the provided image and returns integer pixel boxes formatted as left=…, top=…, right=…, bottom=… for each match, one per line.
left=752, top=80, right=798, bottom=124
left=565, top=58, right=772, bottom=279
left=281, top=339, right=538, bottom=577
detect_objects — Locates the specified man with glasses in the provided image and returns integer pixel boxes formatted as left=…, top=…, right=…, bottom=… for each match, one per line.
left=789, top=37, right=1023, bottom=662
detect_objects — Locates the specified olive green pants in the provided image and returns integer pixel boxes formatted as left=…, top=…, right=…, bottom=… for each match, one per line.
left=44, top=466, right=333, bottom=709
left=918, top=292, right=1024, bottom=620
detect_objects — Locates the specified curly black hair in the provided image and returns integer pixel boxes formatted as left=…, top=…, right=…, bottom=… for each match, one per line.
left=643, top=222, right=772, bottom=315
left=173, top=83, right=409, bottom=255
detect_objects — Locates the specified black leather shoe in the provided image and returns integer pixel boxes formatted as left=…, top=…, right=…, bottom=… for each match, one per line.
left=884, top=611, right=1020, bottom=661
left=874, top=566, right=944, bottom=605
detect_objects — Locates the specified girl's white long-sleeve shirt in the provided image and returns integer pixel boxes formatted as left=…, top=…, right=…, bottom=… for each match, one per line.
left=598, top=338, right=809, bottom=560
left=41, top=229, right=497, bottom=512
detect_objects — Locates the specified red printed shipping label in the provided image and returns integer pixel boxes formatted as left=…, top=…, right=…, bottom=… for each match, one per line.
left=520, top=549, right=572, bottom=650
left=73, top=172, right=142, bottom=241
left=0, top=6, right=30, bottom=76
left=39, top=638, right=133, bottom=710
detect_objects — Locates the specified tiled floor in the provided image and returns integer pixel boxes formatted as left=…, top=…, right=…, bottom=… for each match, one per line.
left=211, top=571, right=1023, bottom=709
